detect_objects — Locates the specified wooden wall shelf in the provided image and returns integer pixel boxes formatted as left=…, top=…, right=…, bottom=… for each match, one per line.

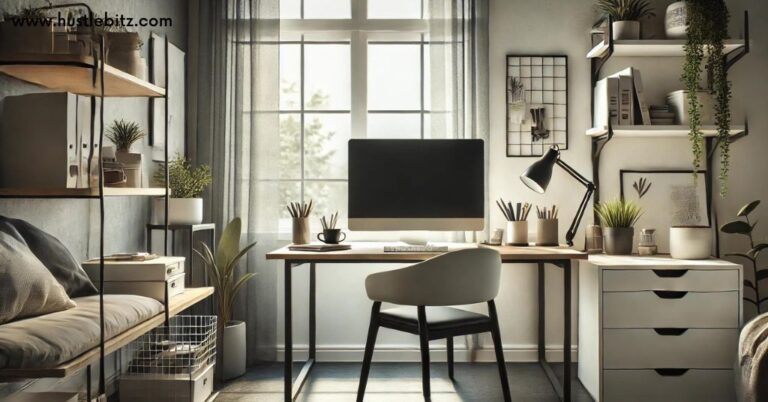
left=0, top=287, right=214, bottom=380
left=0, top=53, right=165, bottom=97
left=587, top=39, right=746, bottom=59
left=587, top=125, right=746, bottom=138
left=0, top=187, right=168, bottom=199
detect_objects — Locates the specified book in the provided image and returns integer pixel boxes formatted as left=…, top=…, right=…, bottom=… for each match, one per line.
left=288, top=244, right=352, bottom=252
left=593, top=76, right=619, bottom=129
left=631, top=68, right=651, bottom=125
left=617, top=74, right=634, bottom=125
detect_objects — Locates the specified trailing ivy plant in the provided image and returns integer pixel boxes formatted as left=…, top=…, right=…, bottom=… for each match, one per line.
left=682, top=0, right=732, bottom=195
left=721, top=200, right=767, bottom=313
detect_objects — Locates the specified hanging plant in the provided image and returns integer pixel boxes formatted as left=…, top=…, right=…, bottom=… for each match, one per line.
left=681, top=0, right=732, bottom=195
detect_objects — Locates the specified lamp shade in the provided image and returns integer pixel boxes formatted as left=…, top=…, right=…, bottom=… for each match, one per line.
left=520, top=146, right=559, bottom=194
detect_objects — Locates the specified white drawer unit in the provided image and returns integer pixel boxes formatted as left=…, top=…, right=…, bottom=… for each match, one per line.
left=578, top=255, right=742, bottom=402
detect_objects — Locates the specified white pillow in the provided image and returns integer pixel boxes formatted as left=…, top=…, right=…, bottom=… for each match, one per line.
left=0, top=231, right=76, bottom=324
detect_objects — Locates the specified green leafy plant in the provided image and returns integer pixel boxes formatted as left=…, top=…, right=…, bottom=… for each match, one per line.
left=106, top=119, right=144, bottom=152
left=682, top=0, right=731, bottom=195
left=195, top=218, right=257, bottom=325
left=595, top=198, right=643, bottom=228
left=721, top=200, right=767, bottom=313
left=633, top=177, right=652, bottom=198
left=594, top=0, right=655, bottom=22
left=154, top=155, right=212, bottom=198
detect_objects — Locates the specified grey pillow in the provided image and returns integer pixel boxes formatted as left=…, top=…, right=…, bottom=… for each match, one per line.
left=0, top=216, right=97, bottom=297
left=0, top=231, right=76, bottom=324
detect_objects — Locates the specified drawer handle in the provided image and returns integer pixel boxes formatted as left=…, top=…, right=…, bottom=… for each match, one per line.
left=654, top=368, right=689, bottom=377
left=654, top=328, right=688, bottom=336
left=653, top=269, right=688, bottom=278
left=171, top=282, right=177, bottom=288
left=653, top=290, right=687, bottom=299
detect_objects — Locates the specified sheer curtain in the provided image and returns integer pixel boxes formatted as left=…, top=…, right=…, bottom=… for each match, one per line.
left=429, top=0, right=490, bottom=242
left=190, top=0, right=281, bottom=363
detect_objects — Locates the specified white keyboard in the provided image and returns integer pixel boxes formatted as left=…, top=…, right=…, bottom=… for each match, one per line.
left=383, top=245, right=449, bottom=253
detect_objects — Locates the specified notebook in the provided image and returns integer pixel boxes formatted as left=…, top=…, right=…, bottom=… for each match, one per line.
left=288, top=244, right=351, bottom=252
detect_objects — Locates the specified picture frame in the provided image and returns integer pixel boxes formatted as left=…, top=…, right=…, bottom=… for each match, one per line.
left=506, top=55, right=568, bottom=157
left=619, top=169, right=710, bottom=253
left=149, top=33, right=186, bottom=161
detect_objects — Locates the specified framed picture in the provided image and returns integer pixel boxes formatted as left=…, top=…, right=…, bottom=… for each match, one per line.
left=149, top=33, right=186, bottom=161
left=619, top=170, right=710, bottom=253
left=506, top=55, right=568, bottom=157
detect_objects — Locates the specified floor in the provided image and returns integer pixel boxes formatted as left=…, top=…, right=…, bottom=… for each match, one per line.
left=215, top=362, right=595, bottom=402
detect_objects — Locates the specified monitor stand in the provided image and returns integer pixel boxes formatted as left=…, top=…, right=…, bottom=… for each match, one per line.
left=398, top=234, right=429, bottom=246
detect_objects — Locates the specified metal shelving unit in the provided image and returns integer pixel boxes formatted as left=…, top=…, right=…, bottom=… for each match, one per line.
left=0, top=4, right=175, bottom=401
left=587, top=12, right=751, bottom=254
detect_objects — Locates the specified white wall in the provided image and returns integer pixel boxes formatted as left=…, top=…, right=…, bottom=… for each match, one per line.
left=278, top=0, right=768, bottom=363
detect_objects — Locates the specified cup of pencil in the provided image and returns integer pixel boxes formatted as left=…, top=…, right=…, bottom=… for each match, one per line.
left=535, top=205, right=559, bottom=246
left=496, top=198, right=532, bottom=246
left=287, top=201, right=313, bottom=244
left=318, top=212, right=346, bottom=244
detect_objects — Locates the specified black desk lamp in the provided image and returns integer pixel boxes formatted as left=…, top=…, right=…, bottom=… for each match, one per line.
left=520, top=145, right=595, bottom=247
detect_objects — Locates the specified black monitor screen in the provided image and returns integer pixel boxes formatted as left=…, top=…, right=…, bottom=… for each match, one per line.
left=348, top=139, right=485, bottom=219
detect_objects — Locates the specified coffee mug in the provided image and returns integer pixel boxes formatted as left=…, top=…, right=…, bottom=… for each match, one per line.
left=318, top=229, right=346, bottom=244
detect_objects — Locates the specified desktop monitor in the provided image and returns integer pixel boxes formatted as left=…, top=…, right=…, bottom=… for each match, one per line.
left=348, top=139, right=485, bottom=231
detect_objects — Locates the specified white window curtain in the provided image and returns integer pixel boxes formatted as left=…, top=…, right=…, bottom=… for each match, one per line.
left=190, top=0, right=488, bottom=364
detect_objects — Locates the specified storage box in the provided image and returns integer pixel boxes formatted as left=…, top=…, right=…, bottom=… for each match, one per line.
left=120, top=363, right=214, bottom=402
left=82, top=256, right=185, bottom=282
left=100, top=273, right=185, bottom=301
left=7, top=393, right=77, bottom=402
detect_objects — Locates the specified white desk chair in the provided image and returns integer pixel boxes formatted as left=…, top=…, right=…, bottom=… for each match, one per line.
left=357, top=248, right=511, bottom=401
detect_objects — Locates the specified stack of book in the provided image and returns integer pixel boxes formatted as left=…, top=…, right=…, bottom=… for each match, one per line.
left=593, top=67, right=651, bottom=128
left=649, top=105, right=676, bottom=125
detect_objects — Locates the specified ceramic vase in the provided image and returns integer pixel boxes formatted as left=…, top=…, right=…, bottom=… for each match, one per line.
left=602, top=227, right=634, bottom=255
left=223, top=321, right=247, bottom=380
left=670, top=226, right=712, bottom=259
left=612, top=21, right=640, bottom=40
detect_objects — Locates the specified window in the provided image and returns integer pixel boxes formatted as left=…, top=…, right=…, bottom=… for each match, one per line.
left=271, top=0, right=430, bottom=232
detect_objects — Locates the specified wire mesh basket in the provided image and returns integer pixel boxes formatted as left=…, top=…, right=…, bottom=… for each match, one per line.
left=120, top=315, right=217, bottom=402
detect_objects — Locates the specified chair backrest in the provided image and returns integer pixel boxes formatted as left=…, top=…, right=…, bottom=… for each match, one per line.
left=364, top=248, right=501, bottom=306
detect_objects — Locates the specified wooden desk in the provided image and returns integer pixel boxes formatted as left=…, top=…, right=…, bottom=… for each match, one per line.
left=266, top=243, right=587, bottom=402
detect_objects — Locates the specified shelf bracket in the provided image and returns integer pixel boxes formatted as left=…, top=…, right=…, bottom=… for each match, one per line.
left=725, top=10, right=750, bottom=73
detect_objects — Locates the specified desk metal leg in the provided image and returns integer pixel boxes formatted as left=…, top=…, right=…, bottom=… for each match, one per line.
left=284, top=261, right=316, bottom=402
left=284, top=261, right=293, bottom=402
left=538, top=261, right=572, bottom=402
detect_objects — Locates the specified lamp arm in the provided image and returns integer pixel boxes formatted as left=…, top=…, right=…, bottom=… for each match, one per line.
left=554, top=158, right=596, bottom=247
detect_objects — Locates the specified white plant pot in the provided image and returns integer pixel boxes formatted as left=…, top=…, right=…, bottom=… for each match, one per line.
left=153, top=197, right=204, bottom=225
left=223, top=321, right=247, bottom=380
left=670, top=226, right=712, bottom=259
left=665, top=1, right=688, bottom=39
left=115, top=151, right=143, bottom=188
left=612, top=21, right=640, bottom=40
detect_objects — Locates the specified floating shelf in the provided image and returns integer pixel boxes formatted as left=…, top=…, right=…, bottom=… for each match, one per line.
left=587, top=39, right=746, bottom=59
left=586, top=125, right=746, bottom=138
left=0, top=187, right=168, bottom=199
left=0, top=53, right=165, bottom=97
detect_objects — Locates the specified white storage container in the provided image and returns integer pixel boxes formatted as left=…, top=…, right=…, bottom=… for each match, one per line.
left=667, top=90, right=714, bottom=125
left=120, top=363, right=214, bottom=402
left=82, top=256, right=185, bottom=282
left=101, top=272, right=185, bottom=301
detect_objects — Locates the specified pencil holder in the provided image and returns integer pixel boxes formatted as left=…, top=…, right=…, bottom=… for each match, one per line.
left=505, top=221, right=529, bottom=246
left=536, top=219, right=559, bottom=246
left=292, top=217, right=310, bottom=244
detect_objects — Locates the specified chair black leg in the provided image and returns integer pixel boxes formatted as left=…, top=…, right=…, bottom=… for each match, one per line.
left=488, top=300, right=512, bottom=402
left=357, top=302, right=382, bottom=402
left=417, top=306, right=431, bottom=400
left=447, top=337, right=454, bottom=381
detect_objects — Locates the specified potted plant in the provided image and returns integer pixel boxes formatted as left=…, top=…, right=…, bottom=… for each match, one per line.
left=153, top=155, right=212, bottom=225
left=720, top=200, right=767, bottom=314
left=0, top=7, right=54, bottom=54
left=682, top=0, right=731, bottom=195
left=595, top=198, right=642, bottom=255
left=195, top=217, right=257, bottom=380
left=106, top=119, right=145, bottom=187
left=595, top=0, right=656, bottom=40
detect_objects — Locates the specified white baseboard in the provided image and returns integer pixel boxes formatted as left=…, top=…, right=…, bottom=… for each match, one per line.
left=277, top=344, right=578, bottom=363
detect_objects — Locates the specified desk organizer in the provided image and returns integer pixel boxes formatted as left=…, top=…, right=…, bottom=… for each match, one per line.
left=292, top=217, right=310, bottom=244
left=536, top=219, right=559, bottom=246
left=506, top=220, right=529, bottom=246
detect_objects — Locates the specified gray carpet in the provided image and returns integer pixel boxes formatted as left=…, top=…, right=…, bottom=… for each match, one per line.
left=215, top=362, right=595, bottom=401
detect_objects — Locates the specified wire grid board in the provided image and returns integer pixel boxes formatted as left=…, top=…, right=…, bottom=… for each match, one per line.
left=506, top=55, right=568, bottom=156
